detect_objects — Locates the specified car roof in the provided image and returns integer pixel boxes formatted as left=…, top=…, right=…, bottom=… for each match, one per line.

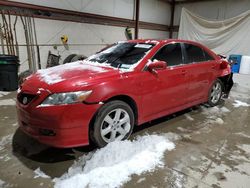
left=127, top=39, right=204, bottom=46
left=126, top=39, right=219, bottom=60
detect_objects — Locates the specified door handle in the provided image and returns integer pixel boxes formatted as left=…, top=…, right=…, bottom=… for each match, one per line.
left=211, top=65, right=216, bottom=69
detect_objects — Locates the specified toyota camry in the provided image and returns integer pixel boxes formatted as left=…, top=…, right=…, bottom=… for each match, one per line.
left=17, top=39, right=233, bottom=148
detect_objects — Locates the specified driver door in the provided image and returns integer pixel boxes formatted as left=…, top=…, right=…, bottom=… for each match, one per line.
left=139, top=43, right=189, bottom=120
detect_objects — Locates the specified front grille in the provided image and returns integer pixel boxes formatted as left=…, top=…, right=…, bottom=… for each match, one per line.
left=17, top=93, right=37, bottom=105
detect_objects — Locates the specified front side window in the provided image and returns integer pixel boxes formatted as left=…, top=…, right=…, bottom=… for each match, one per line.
left=87, top=42, right=154, bottom=69
left=184, top=43, right=205, bottom=64
left=152, top=43, right=183, bottom=66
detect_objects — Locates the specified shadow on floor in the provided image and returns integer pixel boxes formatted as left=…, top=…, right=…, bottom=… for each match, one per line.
left=133, top=105, right=200, bottom=133
left=12, top=128, right=97, bottom=177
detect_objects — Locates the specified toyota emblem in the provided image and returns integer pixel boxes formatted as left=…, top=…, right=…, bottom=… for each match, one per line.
left=22, top=97, right=28, bottom=105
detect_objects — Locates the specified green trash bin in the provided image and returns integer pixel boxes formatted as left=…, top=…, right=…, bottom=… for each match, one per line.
left=0, top=55, right=20, bottom=91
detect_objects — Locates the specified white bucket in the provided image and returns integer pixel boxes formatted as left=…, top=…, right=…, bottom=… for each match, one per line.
left=239, top=56, right=250, bottom=75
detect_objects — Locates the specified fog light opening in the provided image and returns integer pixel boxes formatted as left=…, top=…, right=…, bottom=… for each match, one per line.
left=39, top=129, right=56, bottom=136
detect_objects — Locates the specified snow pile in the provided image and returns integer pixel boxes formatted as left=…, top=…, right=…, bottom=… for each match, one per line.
left=0, top=179, right=5, bottom=187
left=233, top=100, right=250, bottom=108
left=202, top=106, right=230, bottom=118
left=12, top=122, right=18, bottom=127
left=82, top=60, right=114, bottom=69
left=235, top=132, right=250, bottom=139
left=0, top=134, right=13, bottom=151
left=164, top=132, right=181, bottom=141
left=0, top=99, right=16, bottom=106
left=0, top=91, right=10, bottom=98
left=37, top=61, right=109, bottom=85
left=184, top=114, right=194, bottom=121
left=54, top=135, right=175, bottom=188
left=34, top=168, right=50, bottom=179
left=237, top=144, right=250, bottom=155
left=201, top=106, right=230, bottom=125
left=145, top=40, right=160, bottom=44
left=171, top=171, right=185, bottom=188
left=220, top=106, right=230, bottom=113
left=137, top=177, right=146, bottom=183
left=214, top=117, right=224, bottom=125
left=177, top=127, right=191, bottom=133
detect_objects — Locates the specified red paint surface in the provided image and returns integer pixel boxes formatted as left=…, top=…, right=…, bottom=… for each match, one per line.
left=17, top=39, right=231, bottom=148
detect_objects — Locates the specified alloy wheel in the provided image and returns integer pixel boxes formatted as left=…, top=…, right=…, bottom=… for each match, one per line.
left=210, top=82, right=222, bottom=104
left=100, top=108, right=131, bottom=143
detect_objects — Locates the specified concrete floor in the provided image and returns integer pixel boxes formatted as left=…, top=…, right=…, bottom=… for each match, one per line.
left=0, top=83, right=250, bottom=188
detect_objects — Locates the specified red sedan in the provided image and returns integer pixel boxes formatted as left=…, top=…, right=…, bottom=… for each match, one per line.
left=17, top=39, right=233, bottom=148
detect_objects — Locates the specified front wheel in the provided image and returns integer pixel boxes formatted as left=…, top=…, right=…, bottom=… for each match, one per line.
left=92, top=100, right=134, bottom=148
left=207, top=79, right=224, bottom=106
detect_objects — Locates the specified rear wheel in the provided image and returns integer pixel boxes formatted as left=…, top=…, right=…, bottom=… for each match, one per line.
left=92, top=100, right=134, bottom=148
left=207, top=79, right=223, bottom=106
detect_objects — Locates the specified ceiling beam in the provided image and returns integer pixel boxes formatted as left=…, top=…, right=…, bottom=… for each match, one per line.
left=0, top=0, right=174, bottom=32
left=134, top=0, right=140, bottom=39
left=169, top=0, right=176, bottom=38
left=175, top=0, right=219, bottom=4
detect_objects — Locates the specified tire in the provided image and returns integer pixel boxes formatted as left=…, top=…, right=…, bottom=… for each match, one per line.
left=63, top=54, right=77, bottom=64
left=70, top=55, right=87, bottom=62
left=18, top=70, right=32, bottom=86
left=92, top=100, right=135, bottom=148
left=207, top=79, right=224, bottom=107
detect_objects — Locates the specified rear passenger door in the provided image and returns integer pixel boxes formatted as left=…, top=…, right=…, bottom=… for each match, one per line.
left=182, top=43, right=215, bottom=103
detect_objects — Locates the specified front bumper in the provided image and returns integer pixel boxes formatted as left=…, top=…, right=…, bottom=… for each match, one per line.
left=16, top=97, right=101, bottom=148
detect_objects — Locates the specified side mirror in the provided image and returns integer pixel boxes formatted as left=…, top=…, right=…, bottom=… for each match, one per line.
left=147, top=61, right=167, bottom=73
left=220, top=60, right=228, bottom=69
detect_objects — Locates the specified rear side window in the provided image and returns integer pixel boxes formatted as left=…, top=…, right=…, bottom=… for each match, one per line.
left=184, top=43, right=205, bottom=63
left=203, top=50, right=215, bottom=61
left=152, top=43, right=183, bottom=66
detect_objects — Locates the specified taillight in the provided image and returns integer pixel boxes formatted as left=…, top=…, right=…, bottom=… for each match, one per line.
left=220, top=60, right=228, bottom=69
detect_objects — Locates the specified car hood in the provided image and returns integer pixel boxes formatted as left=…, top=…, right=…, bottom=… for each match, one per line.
left=22, top=61, right=121, bottom=93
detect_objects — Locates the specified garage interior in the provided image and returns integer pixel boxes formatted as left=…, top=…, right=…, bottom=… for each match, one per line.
left=0, top=0, right=250, bottom=188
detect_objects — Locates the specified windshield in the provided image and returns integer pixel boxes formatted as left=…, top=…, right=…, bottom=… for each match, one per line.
left=87, top=42, right=154, bottom=69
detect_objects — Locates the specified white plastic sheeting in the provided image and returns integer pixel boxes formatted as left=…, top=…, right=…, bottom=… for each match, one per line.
left=239, top=56, right=250, bottom=75
left=178, top=8, right=250, bottom=56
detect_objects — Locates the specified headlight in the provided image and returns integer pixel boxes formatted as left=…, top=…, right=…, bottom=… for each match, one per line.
left=39, top=91, right=92, bottom=106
